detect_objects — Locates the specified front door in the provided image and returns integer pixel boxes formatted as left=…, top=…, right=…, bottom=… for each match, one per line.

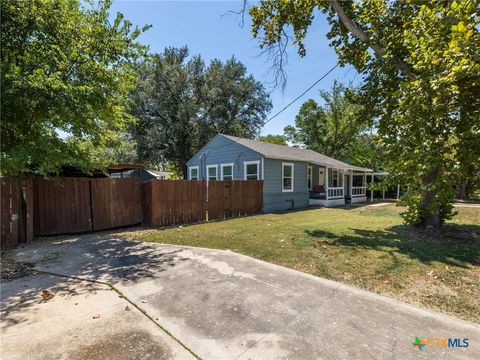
left=319, top=168, right=325, bottom=186
left=344, top=174, right=351, bottom=197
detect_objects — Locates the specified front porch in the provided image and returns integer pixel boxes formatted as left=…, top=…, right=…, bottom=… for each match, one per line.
left=308, top=165, right=369, bottom=207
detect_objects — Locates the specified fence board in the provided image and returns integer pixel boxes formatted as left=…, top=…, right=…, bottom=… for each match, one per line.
left=7, top=176, right=262, bottom=241
left=208, top=181, right=263, bottom=221
left=143, top=180, right=207, bottom=227
left=1, top=177, right=34, bottom=246
left=90, top=177, right=142, bottom=231
left=144, top=180, right=262, bottom=226
left=1, top=177, right=20, bottom=246
left=33, top=177, right=92, bottom=236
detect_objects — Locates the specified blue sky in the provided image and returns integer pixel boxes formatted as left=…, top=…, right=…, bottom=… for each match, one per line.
left=111, top=0, right=359, bottom=136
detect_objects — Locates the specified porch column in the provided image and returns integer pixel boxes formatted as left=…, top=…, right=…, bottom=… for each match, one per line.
left=325, top=167, right=329, bottom=200
left=363, top=172, right=366, bottom=196
left=349, top=171, right=352, bottom=198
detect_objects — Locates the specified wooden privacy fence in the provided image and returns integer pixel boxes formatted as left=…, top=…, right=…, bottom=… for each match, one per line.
left=1, top=177, right=263, bottom=245
left=208, top=180, right=263, bottom=221
left=33, top=177, right=142, bottom=236
left=91, top=178, right=142, bottom=231
left=143, top=180, right=206, bottom=227
left=1, top=177, right=33, bottom=245
left=143, top=180, right=263, bottom=227
left=33, top=177, right=92, bottom=236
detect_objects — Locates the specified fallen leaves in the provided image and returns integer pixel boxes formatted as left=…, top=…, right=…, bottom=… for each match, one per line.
left=41, top=289, right=54, bottom=301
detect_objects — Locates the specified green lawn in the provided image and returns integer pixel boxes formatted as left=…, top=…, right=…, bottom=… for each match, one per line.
left=119, top=204, right=480, bottom=322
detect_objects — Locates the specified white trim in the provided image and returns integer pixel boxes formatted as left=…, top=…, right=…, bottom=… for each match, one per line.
left=243, top=160, right=260, bottom=180
left=325, top=167, right=329, bottom=200
left=220, top=163, right=234, bottom=180
left=206, top=165, right=217, bottom=181
left=189, top=166, right=199, bottom=180
left=307, top=165, right=313, bottom=190
left=282, top=162, right=294, bottom=193
left=261, top=157, right=264, bottom=180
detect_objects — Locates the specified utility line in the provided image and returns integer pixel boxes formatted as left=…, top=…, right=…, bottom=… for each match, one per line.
left=263, top=63, right=339, bottom=125
left=184, top=64, right=340, bottom=157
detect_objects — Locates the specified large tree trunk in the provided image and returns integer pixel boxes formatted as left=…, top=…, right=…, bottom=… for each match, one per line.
left=419, top=166, right=442, bottom=228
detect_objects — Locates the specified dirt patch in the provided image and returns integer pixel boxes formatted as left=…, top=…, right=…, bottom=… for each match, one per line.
left=1, top=249, right=34, bottom=281
left=69, top=330, right=172, bottom=360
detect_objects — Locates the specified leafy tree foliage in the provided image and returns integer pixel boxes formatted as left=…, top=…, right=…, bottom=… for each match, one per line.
left=258, top=134, right=288, bottom=146
left=131, top=47, right=272, bottom=176
left=0, top=0, right=148, bottom=176
left=250, top=0, right=480, bottom=227
left=284, top=81, right=370, bottom=163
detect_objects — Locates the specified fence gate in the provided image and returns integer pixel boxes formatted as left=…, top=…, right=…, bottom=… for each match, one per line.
left=208, top=180, right=263, bottom=221
left=33, top=177, right=92, bottom=236
left=90, top=177, right=142, bottom=231
left=32, top=177, right=143, bottom=236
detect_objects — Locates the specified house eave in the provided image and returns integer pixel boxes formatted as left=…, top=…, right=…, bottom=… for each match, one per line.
left=263, top=156, right=372, bottom=172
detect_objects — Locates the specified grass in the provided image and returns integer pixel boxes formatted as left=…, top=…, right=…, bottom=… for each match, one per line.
left=118, top=204, right=480, bottom=322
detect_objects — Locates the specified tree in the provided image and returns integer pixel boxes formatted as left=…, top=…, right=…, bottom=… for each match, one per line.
left=1, top=0, right=149, bottom=176
left=258, top=134, right=287, bottom=145
left=284, top=81, right=368, bottom=161
left=131, top=47, right=272, bottom=176
left=250, top=1, right=480, bottom=227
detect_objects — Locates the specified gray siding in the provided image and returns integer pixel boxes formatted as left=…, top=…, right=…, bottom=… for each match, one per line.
left=186, top=135, right=263, bottom=180
left=311, top=164, right=326, bottom=187
left=263, top=159, right=309, bottom=212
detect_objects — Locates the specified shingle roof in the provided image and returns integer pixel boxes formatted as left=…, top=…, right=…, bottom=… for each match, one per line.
left=221, top=134, right=372, bottom=172
left=146, top=169, right=172, bottom=177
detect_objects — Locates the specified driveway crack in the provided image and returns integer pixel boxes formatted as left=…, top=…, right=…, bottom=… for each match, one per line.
left=31, top=268, right=203, bottom=360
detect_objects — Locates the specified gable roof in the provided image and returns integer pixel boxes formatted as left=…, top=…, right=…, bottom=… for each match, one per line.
left=221, top=134, right=372, bottom=172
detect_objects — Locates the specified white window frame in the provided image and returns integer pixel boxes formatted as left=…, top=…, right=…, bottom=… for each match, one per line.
left=243, top=160, right=260, bottom=180
left=189, top=166, right=199, bottom=180
left=282, top=162, right=294, bottom=193
left=206, top=165, right=217, bottom=181
left=307, top=165, right=312, bottom=190
left=220, top=163, right=234, bottom=180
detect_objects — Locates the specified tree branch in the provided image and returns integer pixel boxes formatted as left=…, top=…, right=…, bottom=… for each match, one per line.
left=329, top=0, right=415, bottom=79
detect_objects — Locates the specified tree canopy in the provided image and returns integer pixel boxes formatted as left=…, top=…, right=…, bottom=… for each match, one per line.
left=131, top=47, right=272, bottom=176
left=258, top=134, right=288, bottom=146
left=250, top=0, right=480, bottom=227
left=1, top=0, right=149, bottom=176
left=284, top=81, right=372, bottom=165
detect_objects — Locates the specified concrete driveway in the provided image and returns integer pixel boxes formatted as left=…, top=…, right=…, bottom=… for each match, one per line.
left=1, top=234, right=479, bottom=359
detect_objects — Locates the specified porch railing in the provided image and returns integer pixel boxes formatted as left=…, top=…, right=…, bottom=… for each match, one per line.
left=327, top=187, right=344, bottom=199
left=352, top=186, right=366, bottom=197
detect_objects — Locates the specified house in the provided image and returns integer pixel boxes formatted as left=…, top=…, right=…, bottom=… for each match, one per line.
left=186, top=134, right=373, bottom=212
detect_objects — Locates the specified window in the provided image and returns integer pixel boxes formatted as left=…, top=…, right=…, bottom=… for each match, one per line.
left=189, top=166, right=199, bottom=180
left=207, top=165, right=217, bottom=181
left=221, top=163, right=234, bottom=180
left=353, top=174, right=364, bottom=187
left=332, top=169, right=339, bottom=187
left=282, top=163, right=294, bottom=192
left=244, top=161, right=260, bottom=180
left=307, top=166, right=312, bottom=190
